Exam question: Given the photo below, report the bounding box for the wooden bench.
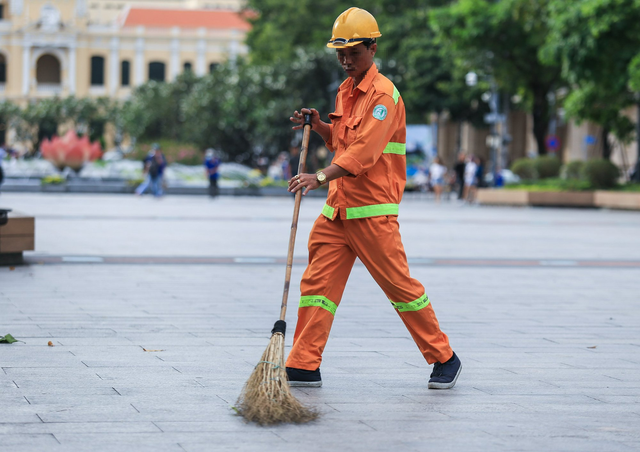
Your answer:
[0,210,35,265]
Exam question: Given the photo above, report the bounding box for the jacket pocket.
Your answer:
[328,112,343,150]
[343,116,363,145]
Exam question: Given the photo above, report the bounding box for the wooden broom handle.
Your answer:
[280,114,312,321]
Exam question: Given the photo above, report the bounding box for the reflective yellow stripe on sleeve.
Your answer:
[383,142,406,155]
[300,295,338,315]
[389,294,430,312]
[392,85,400,105]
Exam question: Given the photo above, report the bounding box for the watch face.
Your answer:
[317,172,327,183]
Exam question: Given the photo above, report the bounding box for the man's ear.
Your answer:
[370,43,377,55]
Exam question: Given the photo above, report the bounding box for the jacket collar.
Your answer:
[340,62,379,94]
[355,62,378,93]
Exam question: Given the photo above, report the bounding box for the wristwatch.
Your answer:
[316,171,327,185]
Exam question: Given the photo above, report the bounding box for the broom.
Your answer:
[236,112,319,425]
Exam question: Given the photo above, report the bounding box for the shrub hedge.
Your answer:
[534,156,562,179]
[510,158,537,180]
[581,159,619,189]
[561,161,585,180]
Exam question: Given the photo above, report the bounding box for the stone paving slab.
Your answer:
[0,193,639,451]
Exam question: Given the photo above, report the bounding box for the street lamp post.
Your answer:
[466,71,503,186]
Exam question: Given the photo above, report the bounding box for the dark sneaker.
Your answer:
[428,352,462,389]
[286,367,322,387]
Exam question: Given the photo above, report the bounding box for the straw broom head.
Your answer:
[236,329,319,425]
[237,119,317,425]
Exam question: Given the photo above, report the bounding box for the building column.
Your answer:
[22,42,30,96]
[196,28,206,76]
[109,37,119,95]
[135,35,144,86]
[68,44,76,95]
[229,28,238,65]
[170,34,180,80]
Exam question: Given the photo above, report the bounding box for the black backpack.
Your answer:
[148,157,160,178]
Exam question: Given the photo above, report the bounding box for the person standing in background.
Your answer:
[463,155,478,203]
[454,153,466,200]
[136,143,166,197]
[429,156,447,203]
[204,148,221,198]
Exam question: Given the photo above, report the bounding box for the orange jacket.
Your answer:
[323,63,407,220]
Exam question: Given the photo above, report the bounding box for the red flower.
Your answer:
[41,130,103,171]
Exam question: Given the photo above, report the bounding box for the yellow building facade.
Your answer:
[0,0,249,102]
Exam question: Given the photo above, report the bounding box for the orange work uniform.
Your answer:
[286,63,453,371]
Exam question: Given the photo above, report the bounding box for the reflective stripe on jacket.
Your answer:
[323,62,407,220]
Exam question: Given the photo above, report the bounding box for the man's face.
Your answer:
[336,43,376,80]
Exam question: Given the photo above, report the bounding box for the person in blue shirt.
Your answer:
[136,143,167,197]
[204,148,221,197]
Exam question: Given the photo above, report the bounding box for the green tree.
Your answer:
[247,0,485,129]
[431,0,563,155]
[544,0,640,160]
[244,0,344,64]
[0,101,19,146]
[367,0,485,125]
[13,98,66,155]
[120,71,200,143]
[183,53,344,164]
[61,97,116,148]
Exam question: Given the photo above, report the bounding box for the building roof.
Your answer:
[122,8,252,30]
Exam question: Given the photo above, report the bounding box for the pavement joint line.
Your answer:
[22,255,640,268]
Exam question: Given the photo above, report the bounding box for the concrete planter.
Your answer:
[478,188,640,210]
[594,191,640,210]
[476,189,528,206]
[41,183,68,193]
[528,191,594,207]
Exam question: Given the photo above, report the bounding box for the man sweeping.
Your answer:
[287,7,462,390]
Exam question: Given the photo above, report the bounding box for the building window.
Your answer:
[121,60,130,86]
[183,62,192,72]
[90,56,105,86]
[148,62,165,82]
[0,54,6,83]
[209,63,219,73]
[36,54,61,84]
[0,4,5,20]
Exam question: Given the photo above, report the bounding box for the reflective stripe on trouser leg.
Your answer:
[343,215,453,364]
[286,215,357,370]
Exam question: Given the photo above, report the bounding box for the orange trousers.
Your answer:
[286,214,453,370]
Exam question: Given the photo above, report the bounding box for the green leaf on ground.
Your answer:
[0,334,18,344]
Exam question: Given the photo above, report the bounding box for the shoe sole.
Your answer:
[288,380,322,388]
[428,363,462,390]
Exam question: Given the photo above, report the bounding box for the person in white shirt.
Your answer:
[463,155,479,202]
[429,156,447,202]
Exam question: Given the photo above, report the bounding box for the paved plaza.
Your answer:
[1,192,639,451]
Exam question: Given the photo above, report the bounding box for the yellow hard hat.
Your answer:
[327,7,382,49]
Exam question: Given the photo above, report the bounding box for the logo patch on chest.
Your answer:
[372,105,388,121]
